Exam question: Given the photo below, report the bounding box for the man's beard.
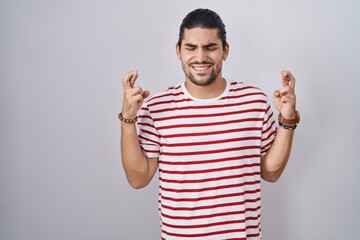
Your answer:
[182,62,222,87]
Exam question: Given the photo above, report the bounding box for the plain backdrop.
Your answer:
[1,0,360,239]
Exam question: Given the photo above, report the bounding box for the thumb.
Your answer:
[142,90,150,99]
[273,90,281,99]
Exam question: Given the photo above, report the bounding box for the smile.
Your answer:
[191,65,212,72]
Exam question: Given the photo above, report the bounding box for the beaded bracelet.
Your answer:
[118,112,137,123]
[278,121,297,130]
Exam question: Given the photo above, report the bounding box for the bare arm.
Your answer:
[261,126,294,182]
[261,71,298,182]
[120,70,158,189]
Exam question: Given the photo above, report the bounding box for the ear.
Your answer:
[223,42,229,61]
[176,43,181,60]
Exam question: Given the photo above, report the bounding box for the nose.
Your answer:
[194,48,207,63]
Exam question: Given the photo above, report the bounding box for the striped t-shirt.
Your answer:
[137,80,277,239]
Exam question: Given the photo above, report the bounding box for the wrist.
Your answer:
[278,111,300,130]
[278,121,297,130]
[118,112,137,123]
[278,111,300,125]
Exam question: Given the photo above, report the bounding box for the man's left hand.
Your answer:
[273,70,297,119]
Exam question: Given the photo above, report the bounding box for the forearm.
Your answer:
[121,123,153,189]
[261,127,294,182]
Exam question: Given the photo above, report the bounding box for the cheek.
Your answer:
[181,57,193,67]
[181,53,192,62]
[211,53,224,62]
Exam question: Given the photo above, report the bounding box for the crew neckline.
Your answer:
[181,79,230,102]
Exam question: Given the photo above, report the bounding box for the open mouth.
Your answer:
[191,65,212,73]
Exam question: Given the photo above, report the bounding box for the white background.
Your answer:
[1,0,359,239]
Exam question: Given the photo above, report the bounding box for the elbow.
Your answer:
[263,175,280,183]
[127,176,150,189]
[129,183,145,189]
[261,171,281,183]
[261,160,286,183]
[129,182,147,189]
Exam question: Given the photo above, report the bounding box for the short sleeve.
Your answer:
[261,101,277,155]
[137,103,161,158]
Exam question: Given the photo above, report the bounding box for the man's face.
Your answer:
[176,27,229,86]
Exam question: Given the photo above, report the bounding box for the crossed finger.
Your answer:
[281,70,295,89]
[128,86,144,97]
[122,70,138,90]
[278,85,294,97]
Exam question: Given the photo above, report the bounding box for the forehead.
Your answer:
[182,27,221,45]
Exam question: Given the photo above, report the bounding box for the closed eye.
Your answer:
[183,43,219,51]
[184,43,197,51]
[204,43,218,51]
[205,46,217,51]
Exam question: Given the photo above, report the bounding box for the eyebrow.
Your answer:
[184,42,219,48]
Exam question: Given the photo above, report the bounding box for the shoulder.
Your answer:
[228,81,268,98]
[144,83,185,106]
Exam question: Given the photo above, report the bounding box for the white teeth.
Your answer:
[194,66,208,71]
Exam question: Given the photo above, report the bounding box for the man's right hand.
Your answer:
[121,70,150,119]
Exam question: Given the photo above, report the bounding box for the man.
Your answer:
[120,8,299,239]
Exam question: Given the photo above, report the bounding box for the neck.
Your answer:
[185,77,227,99]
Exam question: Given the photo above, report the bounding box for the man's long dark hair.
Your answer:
[178,8,227,49]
